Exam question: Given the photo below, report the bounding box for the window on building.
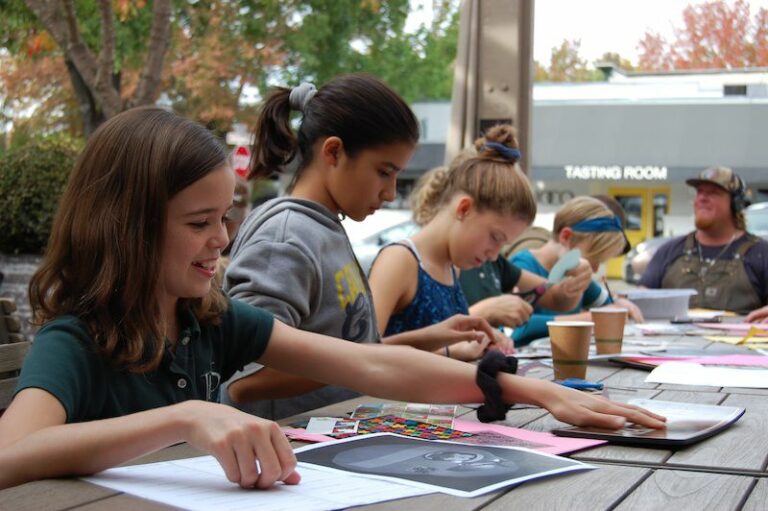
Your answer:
[723,84,747,96]
[615,195,643,231]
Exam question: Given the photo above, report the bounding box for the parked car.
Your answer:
[342,210,418,275]
[623,236,671,284]
[745,202,768,240]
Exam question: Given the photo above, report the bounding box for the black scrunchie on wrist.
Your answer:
[476,351,518,423]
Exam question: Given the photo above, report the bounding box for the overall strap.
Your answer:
[683,232,697,255]
[735,234,760,258]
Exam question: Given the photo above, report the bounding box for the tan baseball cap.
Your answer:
[686,166,743,194]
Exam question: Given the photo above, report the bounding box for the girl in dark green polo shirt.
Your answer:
[0,107,665,491]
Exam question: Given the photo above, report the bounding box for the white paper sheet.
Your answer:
[635,323,687,336]
[646,361,768,388]
[685,310,726,320]
[306,417,340,434]
[84,455,431,511]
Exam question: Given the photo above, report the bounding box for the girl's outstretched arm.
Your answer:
[260,321,666,430]
[0,389,298,490]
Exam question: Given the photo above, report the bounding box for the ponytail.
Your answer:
[250,88,296,181]
[249,73,418,183]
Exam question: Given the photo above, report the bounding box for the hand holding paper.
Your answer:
[553,254,593,300]
[548,249,582,284]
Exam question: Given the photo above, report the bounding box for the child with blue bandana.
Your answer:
[510,196,644,346]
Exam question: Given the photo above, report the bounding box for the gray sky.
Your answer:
[408,0,768,66]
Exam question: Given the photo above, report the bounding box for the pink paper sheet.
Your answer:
[283,428,336,443]
[451,419,605,455]
[285,421,606,455]
[624,354,768,367]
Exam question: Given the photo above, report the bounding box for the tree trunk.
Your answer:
[25,0,171,132]
[128,0,172,108]
[64,58,104,137]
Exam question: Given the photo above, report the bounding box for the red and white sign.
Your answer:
[231,145,251,179]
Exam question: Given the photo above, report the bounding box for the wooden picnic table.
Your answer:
[2,331,766,510]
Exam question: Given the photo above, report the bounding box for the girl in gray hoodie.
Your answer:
[223,74,511,419]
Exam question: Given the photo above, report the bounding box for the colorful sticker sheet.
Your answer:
[355,416,474,440]
[291,416,474,441]
[351,402,458,428]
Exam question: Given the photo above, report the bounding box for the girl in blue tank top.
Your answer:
[369,125,535,361]
[384,238,470,335]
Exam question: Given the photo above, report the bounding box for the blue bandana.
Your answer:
[570,216,623,233]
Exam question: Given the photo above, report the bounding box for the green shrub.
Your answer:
[0,135,81,254]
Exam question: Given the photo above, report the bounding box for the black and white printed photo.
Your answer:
[295,433,590,497]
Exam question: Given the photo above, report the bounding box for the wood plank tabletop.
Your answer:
[2,327,767,510]
[614,470,755,511]
[742,478,768,511]
[485,464,651,510]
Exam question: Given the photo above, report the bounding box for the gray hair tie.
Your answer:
[289,82,317,113]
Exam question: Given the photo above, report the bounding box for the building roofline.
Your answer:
[597,62,768,78]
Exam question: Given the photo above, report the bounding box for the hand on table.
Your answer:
[745,305,768,323]
[612,297,645,323]
[181,401,301,489]
[537,381,667,430]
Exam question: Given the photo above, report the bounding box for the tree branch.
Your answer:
[95,0,120,116]
[24,0,121,119]
[59,0,98,85]
[130,0,172,107]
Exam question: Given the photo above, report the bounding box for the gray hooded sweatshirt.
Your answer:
[223,197,380,419]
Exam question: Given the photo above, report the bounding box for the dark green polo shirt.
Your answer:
[459,257,522,306]
[15,299,273,423]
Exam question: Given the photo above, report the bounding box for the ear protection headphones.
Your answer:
[731,175,750,214]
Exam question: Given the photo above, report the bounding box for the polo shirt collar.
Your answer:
[176,302,202,340]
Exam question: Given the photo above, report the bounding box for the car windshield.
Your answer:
[746,206,768,233]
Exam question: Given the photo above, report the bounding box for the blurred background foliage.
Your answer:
[0,134,80,253]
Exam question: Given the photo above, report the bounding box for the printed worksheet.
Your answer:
[85,455,431,511]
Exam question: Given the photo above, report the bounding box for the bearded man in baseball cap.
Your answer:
[640,166,768,313]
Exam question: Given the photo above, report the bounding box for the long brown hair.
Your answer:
[29,107,229,372]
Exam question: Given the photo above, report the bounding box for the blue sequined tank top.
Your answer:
[383,239,470,336]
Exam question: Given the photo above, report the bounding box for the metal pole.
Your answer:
[446,0,534,174]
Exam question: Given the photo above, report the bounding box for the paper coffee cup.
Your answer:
[591,307,628,355]
[547,321,593,380]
